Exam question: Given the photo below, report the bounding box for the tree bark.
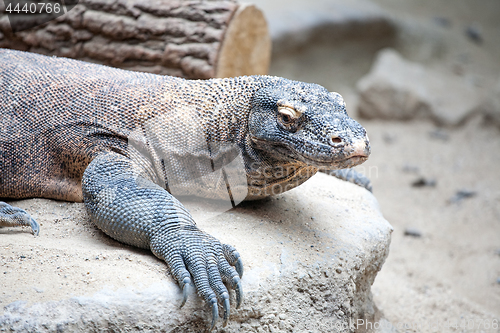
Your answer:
[0,0,271,79]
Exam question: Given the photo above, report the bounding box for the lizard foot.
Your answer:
[0,202,39,235]
[322,168,373,192]
[150,229,243,331]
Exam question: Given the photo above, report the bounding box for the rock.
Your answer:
[464,23,483,44]
[357,48,483,126]
[448,189,477,204]
[393,18,449,63]
[382,132,397,144]
[402,164,419,174]
[404,227,422,238]
[411,177,437,188]
[428,128,449,141]
[250,0,395,54]
[0,173,392,332]
[481,78,500,130]
[433,17,451,28]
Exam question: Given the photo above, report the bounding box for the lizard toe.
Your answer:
[233,276,243,309]
[150,242,193,308]
[209,297,218,332]
[222,296,230,327]
[181,277,192,308]
[235,257,244,279]
[184,251,223,329]
[207,251,231,326]
[217,254,244,308]
[30,217,40,236]
[222,243,243,278]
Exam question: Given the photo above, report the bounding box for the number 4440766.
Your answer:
[5,2,62,14]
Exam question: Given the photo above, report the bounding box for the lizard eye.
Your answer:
[281,113,292,124]
[278,106,299,126]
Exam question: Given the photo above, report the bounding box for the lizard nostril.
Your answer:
[330,136,343,145]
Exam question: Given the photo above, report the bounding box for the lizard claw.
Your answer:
[223,244,244,278]
[210,298,218,332]
[233,276,243,309]
[180,277,192,308]
[30,217,40,236]
[222,294,230,327]
[235,257,244,278]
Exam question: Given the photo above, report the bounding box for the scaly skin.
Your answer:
[0,49,370,330]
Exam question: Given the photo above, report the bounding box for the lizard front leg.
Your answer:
[82,152,243,330]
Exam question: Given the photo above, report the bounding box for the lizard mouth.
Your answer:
[297,152,368,169]
[332,154,369,169]
[251,136,369,169]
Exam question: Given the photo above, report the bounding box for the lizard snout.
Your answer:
[328,134,370,158]
[350,136,371,158]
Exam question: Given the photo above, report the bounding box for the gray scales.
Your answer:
[0,49,371,330]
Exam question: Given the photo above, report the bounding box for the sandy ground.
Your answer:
[362,120,500,331]
[1,0,500,331]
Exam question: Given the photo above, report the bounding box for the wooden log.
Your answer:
[0,0,271,78]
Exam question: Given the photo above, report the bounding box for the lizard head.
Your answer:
[248,79,370,170]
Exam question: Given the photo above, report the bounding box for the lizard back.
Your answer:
[0,49,176,201]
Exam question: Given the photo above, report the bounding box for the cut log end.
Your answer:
[216,3,271,78]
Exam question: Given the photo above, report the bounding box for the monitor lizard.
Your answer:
[0,48,370,330]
